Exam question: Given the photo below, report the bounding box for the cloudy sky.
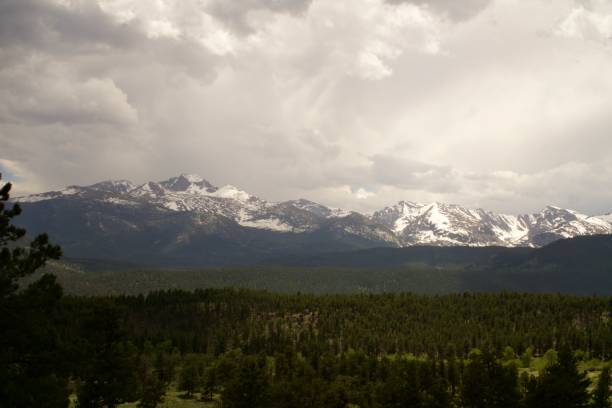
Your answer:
[1,0,612,215]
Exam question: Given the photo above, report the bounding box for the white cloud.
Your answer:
[146,19,181,39]
[555,6,612,44]
[0,159,45,196]
[196,13,241,55]
[354,51,393,80]
[354,187,375,199]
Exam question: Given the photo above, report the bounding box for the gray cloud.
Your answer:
[0,0,142,54]
[207,0,313,33]
[0,0,218,125]
[0,63,138,126]
[386,0,492,21]
[369,154,458,193]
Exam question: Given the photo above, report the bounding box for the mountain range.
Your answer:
[13,174,612,266]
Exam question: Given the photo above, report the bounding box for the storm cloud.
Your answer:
[1,0,612,216]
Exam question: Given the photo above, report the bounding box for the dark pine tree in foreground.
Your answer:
[75,302,141,408]
[592,366,611,408]
[526,346,591,408]
[0,173,64,407]
[221,354,270,408]
[461,350,520,408]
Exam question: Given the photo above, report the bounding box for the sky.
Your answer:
[1,0,612,215]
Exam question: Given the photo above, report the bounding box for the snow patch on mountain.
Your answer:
[102,197,140,206]
[489,214,529,245]
[329,208,354,218]
[286,199,334,218]
[239,218,295,232]
[17,187,80,203]
[209,185,251,201]
[90,180,136,194]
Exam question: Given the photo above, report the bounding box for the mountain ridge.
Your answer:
[12,173,612,265]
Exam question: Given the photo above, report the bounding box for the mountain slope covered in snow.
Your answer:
[372,201,612,247]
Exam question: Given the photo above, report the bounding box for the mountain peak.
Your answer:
[397,200,421,207]
[90,180,136,194]
[159,174,215,192]
[180,173,206,183]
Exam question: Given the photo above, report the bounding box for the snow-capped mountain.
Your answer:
[372,201,527,246]
[522,206,612,246]
[372,201,612,247]
[128,175,304,232]
[14,174,400,265]
[13,174,612,265]
[20,174,328,233]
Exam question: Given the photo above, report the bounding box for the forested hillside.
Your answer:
[69,289,612,359]
[40,234,612,296]
[55,289,612,407]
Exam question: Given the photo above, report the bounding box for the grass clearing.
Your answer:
[68,389,221,408]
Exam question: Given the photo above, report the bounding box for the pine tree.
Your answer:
[423,377,452,408]
[179,354,202,398]
[222,355,270,408]
[137,353,166,408]
[76,303,140,408]
[526,346,590,408]
[521,346,534,368]
[201,366,217,401]
[461,350,520,408]
[592,366,611,408]
[0,173,66,407]
[0,175,62,294]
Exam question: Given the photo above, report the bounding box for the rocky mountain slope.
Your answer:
[14,174,399,265]
[13,174,612,265]
[372,201,612,247]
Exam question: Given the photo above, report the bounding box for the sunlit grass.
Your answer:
[68,388,221,408]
